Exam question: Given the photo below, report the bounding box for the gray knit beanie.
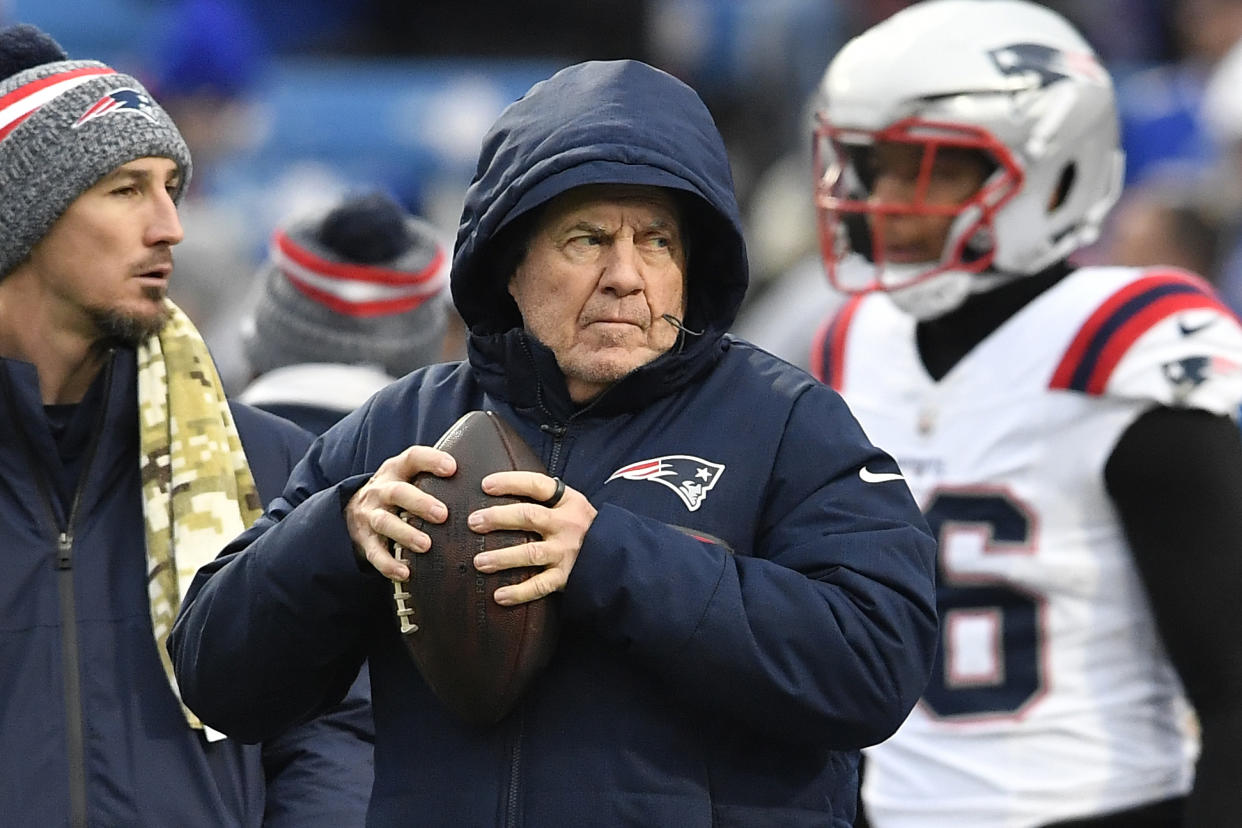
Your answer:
[0,24,192,278]
[241,192,450,379]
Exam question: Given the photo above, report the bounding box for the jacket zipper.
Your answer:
[500,424,570,824]
[56,529,88,828]
[538,422,568,474]
[505,713,523,826]
[3,355,115,827]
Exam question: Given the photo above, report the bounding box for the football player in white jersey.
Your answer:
[809,1,1242,826]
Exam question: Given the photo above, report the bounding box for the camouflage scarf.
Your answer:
[137,301,262,731]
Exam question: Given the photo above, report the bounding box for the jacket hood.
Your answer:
[451,60,748,339]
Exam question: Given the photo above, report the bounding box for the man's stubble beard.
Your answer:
[553,326,678,394]
[88,286,171,346]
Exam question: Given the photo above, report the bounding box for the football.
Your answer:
[389,410,558,726]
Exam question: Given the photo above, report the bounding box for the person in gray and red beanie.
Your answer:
[238,191,452,434]
[0,23,372,827]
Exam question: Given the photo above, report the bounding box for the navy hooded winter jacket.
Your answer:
[170,60,938,827]
[0,348,372,826]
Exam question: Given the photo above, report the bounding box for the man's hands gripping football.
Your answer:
[470,470,596,604]
[345,446,454,582]
[344,447,596,605]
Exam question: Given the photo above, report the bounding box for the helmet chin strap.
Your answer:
[887,268,1023,320]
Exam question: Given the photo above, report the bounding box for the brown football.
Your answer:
[389,410,558,726]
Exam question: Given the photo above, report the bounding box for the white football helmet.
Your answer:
[812,0,1125,319]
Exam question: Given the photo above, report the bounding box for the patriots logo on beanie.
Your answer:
[74,87,160,128]
[0,23,191,279]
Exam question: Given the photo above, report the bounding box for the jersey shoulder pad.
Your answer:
[1049,268,1242,414]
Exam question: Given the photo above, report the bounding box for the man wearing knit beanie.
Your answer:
[0,23,371,826]
[238,191,452,434]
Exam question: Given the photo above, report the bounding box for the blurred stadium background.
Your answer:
[4,0,1236,386]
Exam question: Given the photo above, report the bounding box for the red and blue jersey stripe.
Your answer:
[811,294,866,391]
[1050,270,1234,395]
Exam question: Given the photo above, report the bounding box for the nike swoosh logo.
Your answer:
[859,466,905,483]
[1178,317,1216,337]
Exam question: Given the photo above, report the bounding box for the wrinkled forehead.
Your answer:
[535,183,684,229]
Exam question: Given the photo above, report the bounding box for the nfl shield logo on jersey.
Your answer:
[606,455,725,511]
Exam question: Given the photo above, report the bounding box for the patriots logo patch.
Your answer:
[987,43,1107,88]
[73,87,159,129]
[606,455,724,512]
[1162,354,1241,401]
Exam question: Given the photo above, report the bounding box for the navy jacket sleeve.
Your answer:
[560,382,939,748]
[227,402,373,823]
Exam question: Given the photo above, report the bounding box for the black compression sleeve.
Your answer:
[1104,407,1242,826]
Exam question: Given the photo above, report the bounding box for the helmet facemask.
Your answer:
[813,115,1023,305]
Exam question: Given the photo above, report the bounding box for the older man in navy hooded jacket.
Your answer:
[170,60,938,826]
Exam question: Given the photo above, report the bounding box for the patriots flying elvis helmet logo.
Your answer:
[606,455,725,512]
[987,42,1107,88]
[73,87,160,129]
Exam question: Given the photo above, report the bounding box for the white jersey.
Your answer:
[813,266,1242,827]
